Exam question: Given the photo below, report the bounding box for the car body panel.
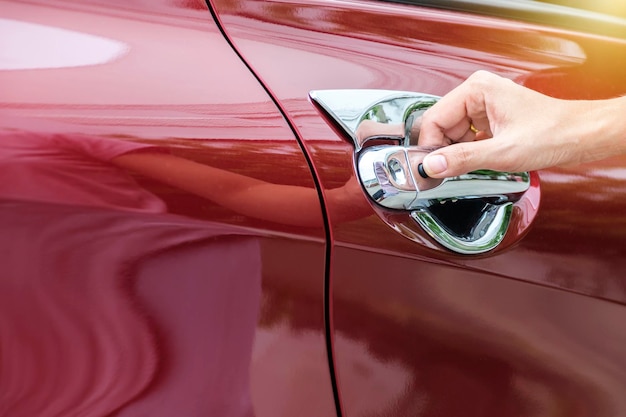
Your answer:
[0,1,336,416]
[210,0,626,415]
[4,0,626,415]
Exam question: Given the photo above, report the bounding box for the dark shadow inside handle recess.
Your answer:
[310,89,530,254]
[427,199,490,238]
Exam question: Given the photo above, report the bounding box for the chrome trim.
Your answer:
[411,204,513,255]
[358,145,529,210]
[310,89,531,254]
[310,89,437,151]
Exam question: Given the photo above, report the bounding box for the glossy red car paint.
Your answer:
[209,0,626,415]
[4,0,626,416]
[1,1,336,416]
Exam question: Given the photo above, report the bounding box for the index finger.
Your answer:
[417,71,495,147]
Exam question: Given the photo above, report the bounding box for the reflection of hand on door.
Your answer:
[113,150,370,227]
[0,129,370,227]
[355,119,404,144]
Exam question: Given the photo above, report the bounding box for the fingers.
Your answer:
[422,139,509,178]
[417,71,530,176]
[415,70,626,177]
[418,71,497,147]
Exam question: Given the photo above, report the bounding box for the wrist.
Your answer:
[560,97,626,165]
[589,96,626,160]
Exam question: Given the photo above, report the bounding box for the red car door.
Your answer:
[0,1,336,416]
[211,0,626,415]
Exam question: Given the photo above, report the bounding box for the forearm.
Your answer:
[419,71,626,177]
[582,96,626,163]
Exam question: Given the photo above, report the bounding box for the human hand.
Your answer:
[418,70,626,177]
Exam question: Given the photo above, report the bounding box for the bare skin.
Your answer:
[111,71,626,224]
[418,70,626,178]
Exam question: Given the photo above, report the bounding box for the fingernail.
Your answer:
[423,154,447,175]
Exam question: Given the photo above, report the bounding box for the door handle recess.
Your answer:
[310,89,531,254]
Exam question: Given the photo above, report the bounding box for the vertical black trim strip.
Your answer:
[203,2,343,417]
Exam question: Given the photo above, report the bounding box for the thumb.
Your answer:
[422,140,500,178]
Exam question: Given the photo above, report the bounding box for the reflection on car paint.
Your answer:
[0,0,336,414]
[210,0,626,415]
[0,130,262,415]
[0,18,128,70]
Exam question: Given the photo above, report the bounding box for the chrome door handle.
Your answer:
[358,145,529,210]
[310,89,531,254]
